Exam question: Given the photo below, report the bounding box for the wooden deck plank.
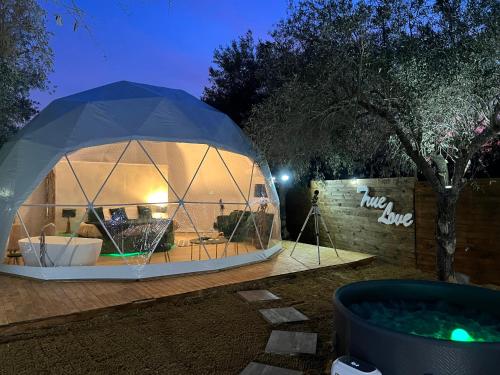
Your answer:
[0,242,373,331]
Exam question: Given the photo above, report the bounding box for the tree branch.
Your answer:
[430,152,449,186]
[467,99,500,159]
[358,98,444,191]
[452,98,500,189]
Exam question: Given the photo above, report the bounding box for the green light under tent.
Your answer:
[101,252,146,257]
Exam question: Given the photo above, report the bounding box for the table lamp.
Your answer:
[62,209,76,234]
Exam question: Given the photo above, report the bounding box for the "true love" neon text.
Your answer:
[356,185,413,227]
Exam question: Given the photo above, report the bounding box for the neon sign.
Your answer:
[357,185,413,227]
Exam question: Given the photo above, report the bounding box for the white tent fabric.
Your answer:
[0,81,281,280]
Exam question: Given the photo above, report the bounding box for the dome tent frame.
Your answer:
[0,81,281,280]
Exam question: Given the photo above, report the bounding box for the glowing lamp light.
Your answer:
[147,190,168,207]
[280,173,290,182]
[450,328,474,342]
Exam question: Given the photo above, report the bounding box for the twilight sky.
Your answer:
[32,0,288,109]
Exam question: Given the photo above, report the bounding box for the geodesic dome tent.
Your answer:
[0,81,281,280]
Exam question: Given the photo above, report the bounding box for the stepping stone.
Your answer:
[265,330,317,355]
[259,307,309,324]
[237,290,280,302]
[240,362,303,375]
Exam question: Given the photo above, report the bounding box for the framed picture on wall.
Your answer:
[254,184,267,198]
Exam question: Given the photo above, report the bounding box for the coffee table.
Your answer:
[190,237,228,260]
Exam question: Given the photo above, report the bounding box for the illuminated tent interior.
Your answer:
[0,81,281,280]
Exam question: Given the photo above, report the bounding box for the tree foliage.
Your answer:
[202,29,298,128]
[245,0,499,183]
[0,0,53,145]
[202,31,264,126]
[239,0,499,280]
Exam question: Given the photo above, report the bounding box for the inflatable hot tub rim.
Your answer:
[334,279,500,348]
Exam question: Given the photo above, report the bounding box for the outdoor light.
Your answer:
[445,185,453,189]
[280,173,290,182]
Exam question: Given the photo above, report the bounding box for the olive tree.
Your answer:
[247,0,499,281]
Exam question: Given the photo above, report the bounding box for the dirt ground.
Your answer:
[0,261,432,375]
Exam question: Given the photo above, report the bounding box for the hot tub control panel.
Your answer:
[331,356,382,375]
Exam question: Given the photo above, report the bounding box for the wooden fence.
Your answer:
[415,180,500,285]
[311,178,416,266]
[305,178,499,284]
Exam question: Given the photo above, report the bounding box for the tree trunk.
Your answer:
[435,191,459,281]
[278,185,289,240]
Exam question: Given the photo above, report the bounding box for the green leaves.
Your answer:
[0,0,53,147]
[244,0,499,181]
[202,31,265,126]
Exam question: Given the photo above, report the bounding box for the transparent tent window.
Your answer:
[8,140,280,273]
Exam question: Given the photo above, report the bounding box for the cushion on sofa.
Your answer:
[87,206,105,224]
[78,222,103,238]
[109,207,128,221]
[137,205,153,220]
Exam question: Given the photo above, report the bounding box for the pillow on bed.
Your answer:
[109,207,128,221]
[137,205,153,220]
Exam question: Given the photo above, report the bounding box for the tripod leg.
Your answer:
[290,207,314,257]
[314,209,321,265]
[318,211,339,257]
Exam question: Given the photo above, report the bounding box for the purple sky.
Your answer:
[32,0,288,109]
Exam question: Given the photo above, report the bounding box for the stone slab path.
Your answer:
[240,362,303,375]
[238,290,281,302]
[259,307,309,324]
[238,288,317,373]
[265,330,317,355]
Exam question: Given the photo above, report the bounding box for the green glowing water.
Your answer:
[349,299,500,343]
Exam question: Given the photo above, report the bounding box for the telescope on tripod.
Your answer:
[290,190,339,264]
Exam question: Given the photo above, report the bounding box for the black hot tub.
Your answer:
[334,279,500,375]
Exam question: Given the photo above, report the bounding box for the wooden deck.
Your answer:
[0,241,373,335]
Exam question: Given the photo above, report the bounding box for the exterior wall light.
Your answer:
[280,174,290,182]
